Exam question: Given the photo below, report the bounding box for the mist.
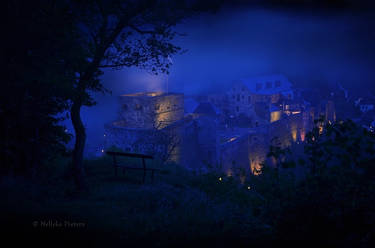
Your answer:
[70,5,375,156]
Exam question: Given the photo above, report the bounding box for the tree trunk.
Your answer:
[71,101,87,191]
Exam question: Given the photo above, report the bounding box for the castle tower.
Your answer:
[117,92,184,129]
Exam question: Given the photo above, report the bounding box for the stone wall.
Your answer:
[219,112,313,178]
[180,116,219,170]
[117,92,184,129]
[219,128,268,180]
[104,114,219,168]
[227,83,255,117]
[104,124,165,155]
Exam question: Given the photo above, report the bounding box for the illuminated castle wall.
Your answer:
[105,92,185,161]
[117,92,184,129]
[219,112,313,178]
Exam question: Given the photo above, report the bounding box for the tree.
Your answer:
[254,119,375,246]
[67,0,220,189]
[2,0,79,177]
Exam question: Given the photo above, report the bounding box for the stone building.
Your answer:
[105,91,220,168]
[227,74,294,121]
[325,100,336,123]
[117,92,184,129]
[105,92,184,161]
[219,112,312,178]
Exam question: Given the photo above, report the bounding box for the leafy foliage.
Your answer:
[253,119,375,246]
[2,0,79,175]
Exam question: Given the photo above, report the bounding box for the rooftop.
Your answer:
[237,74,292,95]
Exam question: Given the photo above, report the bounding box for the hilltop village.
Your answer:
[104,74,375,178]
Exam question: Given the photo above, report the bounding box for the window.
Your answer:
[236,106,239,112]
[232,95,235,99]
[135,104,142,111]
[248,96,251,104]
[256,83,262,91]
[122,104,128,110]
[242,87,245,91]
[241,95,244,100]
[275,80,281,87]
[155,104,160,110]
[237,94,240,102]
[266,81,272,89]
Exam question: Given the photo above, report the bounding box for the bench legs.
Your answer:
[142,158,146,184]
[111,156,156,184]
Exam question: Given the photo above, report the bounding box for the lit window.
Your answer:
[270,111,281,123]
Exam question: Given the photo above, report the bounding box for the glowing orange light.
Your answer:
[319,125,323,135]
[270,111,281,123]
[250,159,262,176]
[291,129,297,142]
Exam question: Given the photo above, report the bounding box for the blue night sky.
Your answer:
[67,4,375,155]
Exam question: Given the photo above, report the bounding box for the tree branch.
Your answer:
[129,24,156,35]
[98,63,132,68]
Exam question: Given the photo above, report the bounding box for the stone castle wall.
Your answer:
[117,93,184,129]
[219,112,312,178]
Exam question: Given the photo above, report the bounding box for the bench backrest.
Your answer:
[106,151,154,159]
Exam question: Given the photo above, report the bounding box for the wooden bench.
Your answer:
[106,151,159,183]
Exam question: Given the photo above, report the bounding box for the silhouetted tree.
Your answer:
[254,119,375,246]
[2,0,80,177]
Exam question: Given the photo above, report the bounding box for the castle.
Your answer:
[104,74,331,177]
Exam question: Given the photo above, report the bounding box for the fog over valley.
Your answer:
[71,5,375,156]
